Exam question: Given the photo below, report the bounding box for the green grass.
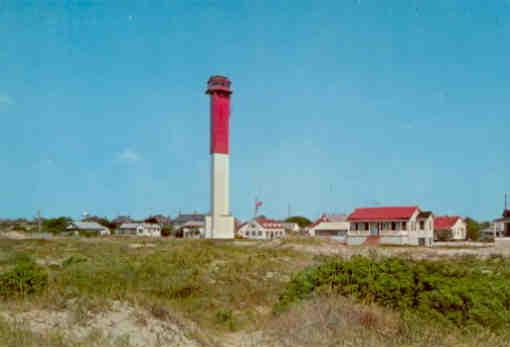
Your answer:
[277,254,510,332]
[1,238,510,346]
[0,238,309,332]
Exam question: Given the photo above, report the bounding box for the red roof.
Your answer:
[348,206,419,221]
[255,217,284,229]
[434,216,461,230]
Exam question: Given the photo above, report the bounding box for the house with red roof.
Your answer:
[347,206,434,246]
[237,217,286,240]
[308,213,349,241]
[434,216,466,241]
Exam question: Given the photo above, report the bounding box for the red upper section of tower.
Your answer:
[207,76,232,154]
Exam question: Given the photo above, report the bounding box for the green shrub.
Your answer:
[215,308,235,330]
[276,256,510,331]
[62,255,88,267]
[0,254,48,297]
[216,308,233,322]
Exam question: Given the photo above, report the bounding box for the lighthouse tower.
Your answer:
[205,76,235,239]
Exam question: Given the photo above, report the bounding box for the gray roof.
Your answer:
[173,214,205,224]
[119,223,141,229]
[180,220,205,228]
[68,221,108,231]
[323,213,348,222]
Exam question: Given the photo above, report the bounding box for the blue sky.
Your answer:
[1,1,509,221]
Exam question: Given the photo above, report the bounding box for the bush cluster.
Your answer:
[0,253,48,298]
[277,256,510,330]
[215,308,235,330]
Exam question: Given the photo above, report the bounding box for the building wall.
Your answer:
[238,222,286,240]
[207,153,234,239]
[282,222,300,233]
[409,215,434,245]
[309,221,349,237]
[211,153,229,217]
[182,227,204,238]
[118,224,161,237]
[347,211,433,246]
[450,219,467,240]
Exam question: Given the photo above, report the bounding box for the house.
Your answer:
[173,214,206,238]
[347,206,434,246]
[493,209,510,239]
[481,222,501,240]
[281,222,300,233]
[117,222,161,237]
[237,217,286,240]
[66,221,110,236]
[308,213,349,241]
[148,214,173,227]
[434,216,466,241]
[111,215,133,228]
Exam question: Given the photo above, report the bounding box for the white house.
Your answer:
[117,223,161,237]
[308,214,349,241]
[173,214,206,238]
[434,216,466,241]
[238,217,286,240]
[347,206,434,246]
[493,210,510,239]
[281,222,300,233]
[66,221,110,236]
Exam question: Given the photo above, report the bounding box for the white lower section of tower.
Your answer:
[205,153,234,239]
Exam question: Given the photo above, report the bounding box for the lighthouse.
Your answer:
[205,76,235,239]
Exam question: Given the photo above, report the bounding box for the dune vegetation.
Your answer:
[0,237,509,346]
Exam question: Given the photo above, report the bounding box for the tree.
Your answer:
[42,217,72,234]
[465,217,481,241]
[144,217,160,224]
[285,216,312,228]
[161,225,173,237]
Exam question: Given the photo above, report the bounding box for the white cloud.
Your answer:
[118,148,141,163]
[0,93,13,105]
